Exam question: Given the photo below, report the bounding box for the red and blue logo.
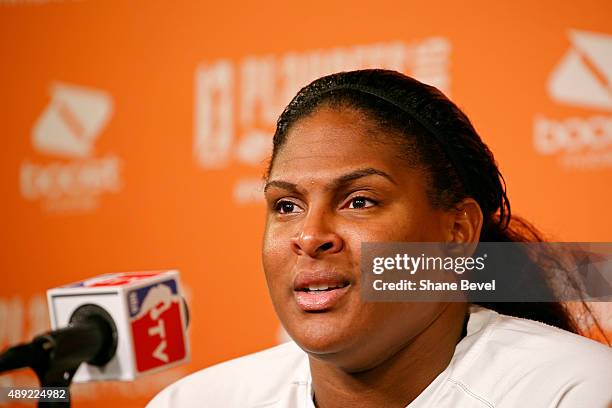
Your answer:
[128,279,186,372]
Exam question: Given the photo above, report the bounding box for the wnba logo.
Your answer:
[534,29,612,169]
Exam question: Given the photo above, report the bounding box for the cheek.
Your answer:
[337,218,419,265]
[262,224,292,286]
[340,215,420,245]
[372,205,442,242]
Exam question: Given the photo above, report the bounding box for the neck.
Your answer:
[309,303,468,408]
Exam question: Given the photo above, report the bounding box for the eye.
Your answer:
[346,196,377,209]
[274,200,303,214]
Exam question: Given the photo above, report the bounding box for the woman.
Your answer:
[148,70,612,407]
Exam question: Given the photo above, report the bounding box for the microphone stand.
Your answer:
[0,304,118,408]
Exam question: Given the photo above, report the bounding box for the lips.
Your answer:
[293,270,351,312]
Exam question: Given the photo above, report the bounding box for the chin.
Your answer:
[285,312,355,356]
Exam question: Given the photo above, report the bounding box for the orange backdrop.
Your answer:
[1,0,611,406]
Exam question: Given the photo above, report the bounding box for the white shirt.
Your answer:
[147,306,612,407]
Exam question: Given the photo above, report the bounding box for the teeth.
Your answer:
[306,284,343,291]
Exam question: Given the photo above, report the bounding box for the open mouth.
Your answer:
[294,281,351,311]
[296,282,350,293]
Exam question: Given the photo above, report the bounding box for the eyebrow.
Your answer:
[263,167,397,193]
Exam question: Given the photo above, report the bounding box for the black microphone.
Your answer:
[0,304,117,382]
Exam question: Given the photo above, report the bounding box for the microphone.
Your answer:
[0,270,190,384]
[0,303,117,380]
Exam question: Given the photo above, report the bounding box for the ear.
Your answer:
[447,198,483,244]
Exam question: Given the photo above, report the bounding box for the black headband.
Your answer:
[316,83,472,197]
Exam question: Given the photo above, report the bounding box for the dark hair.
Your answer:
[266,69,607,341]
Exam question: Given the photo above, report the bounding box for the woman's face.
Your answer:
[263,106,453,371]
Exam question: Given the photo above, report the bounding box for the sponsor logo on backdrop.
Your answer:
[534,29,612,169]
[548,30,612,110]
[194,38,452,203]
[20,82,122,212]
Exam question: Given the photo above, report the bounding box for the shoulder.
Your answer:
[146,341,309,408]
[451,307,612,407]
[487,310,611,372]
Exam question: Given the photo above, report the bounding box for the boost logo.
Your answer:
[20,82,122,212]
[548,30,612,111]
[533,29,612,170]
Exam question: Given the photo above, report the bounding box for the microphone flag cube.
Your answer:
[47,270,190,382]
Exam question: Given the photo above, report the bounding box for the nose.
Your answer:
[291,209,343,258]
